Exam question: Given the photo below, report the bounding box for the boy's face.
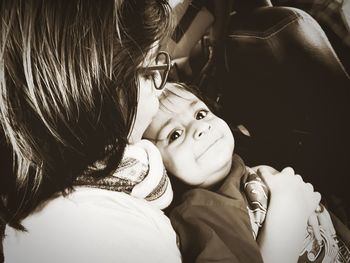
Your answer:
[144,84,234,188]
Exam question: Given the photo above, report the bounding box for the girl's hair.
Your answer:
[0,0,173,229]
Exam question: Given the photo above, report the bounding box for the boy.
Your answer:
[144,82,350,263]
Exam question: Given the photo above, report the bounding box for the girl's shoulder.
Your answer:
[3,187,181,263]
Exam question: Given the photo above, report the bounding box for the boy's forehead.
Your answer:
[160,84,198,109]
[145,85,201,140]
[165,84,194,98]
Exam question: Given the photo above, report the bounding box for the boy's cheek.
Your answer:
[163,154,182,178]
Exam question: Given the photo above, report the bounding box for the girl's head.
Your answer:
[144,83,235,188]
[0,0,172,226]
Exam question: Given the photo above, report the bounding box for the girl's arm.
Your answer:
[256,167,321,263]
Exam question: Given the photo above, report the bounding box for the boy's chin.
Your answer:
[199,158,233,189]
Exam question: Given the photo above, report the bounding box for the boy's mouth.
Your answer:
[196,135,223,160]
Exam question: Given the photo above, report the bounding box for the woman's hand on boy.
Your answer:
[308,211,323,245]
[253,165,328,246]
[258,166,321,224]
[309,205,337,243]
[256,167,322,262]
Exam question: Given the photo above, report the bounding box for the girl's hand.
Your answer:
[252,165,325,242]
[257,167,322,263]
[308,205,337,245]
[258,167,321,219]
[308,210,323,245]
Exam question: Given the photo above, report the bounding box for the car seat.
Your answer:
[169,0,350,223]
[206,4,350,223]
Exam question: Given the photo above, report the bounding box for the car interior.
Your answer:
[164,0,350,226]
[1,0,350,260]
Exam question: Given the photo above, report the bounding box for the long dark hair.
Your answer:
[0,0,173,229]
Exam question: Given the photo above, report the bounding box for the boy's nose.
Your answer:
[193,122,211,140]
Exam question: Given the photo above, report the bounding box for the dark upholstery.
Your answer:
[217,6,350,221]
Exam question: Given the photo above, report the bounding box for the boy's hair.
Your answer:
[160,82,222,115]
[0,0,173,229]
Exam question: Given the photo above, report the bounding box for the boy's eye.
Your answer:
[196,109,209,120]
[169,129,183,143]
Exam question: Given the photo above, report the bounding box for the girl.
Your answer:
[0,1,180,262]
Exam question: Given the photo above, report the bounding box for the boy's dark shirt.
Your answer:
[170,154,263,263]
[170,154,350,263]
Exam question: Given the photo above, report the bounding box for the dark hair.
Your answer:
[0,0,173,229]
[160,82,222,115]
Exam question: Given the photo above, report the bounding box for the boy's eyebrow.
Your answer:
[155,118,173,141]
[190,100,200,108]
[148,98,202,142]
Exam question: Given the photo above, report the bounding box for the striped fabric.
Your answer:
[243,171,350,262]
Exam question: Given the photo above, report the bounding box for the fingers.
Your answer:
[309,192,322,212]
[257,166,273,181]
[280,167,295,176]
[257,166,299,194]
[293,174,320,213]
[257,166,320,213]
[253,165,278,175]
[257,166,294,181]
[307,204,338,249]
[308,213,323,245]
[304,182,314,192]
[317,205,336,237]
[260,166,295,177]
